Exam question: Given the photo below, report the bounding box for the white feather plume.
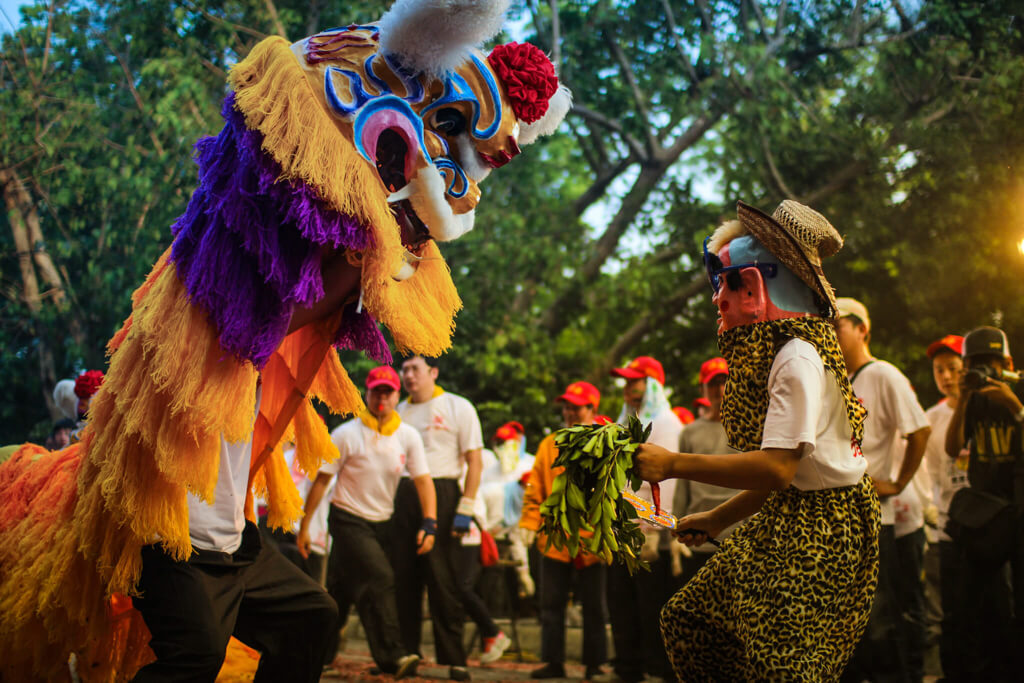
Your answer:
[378,0,510,78]
[518,85,573,145]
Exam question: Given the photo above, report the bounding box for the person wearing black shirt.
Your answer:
[945,326,1024,681]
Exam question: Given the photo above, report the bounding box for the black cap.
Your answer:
[962,326,1010,359]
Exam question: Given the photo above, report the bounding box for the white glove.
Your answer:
[517,568,535,597]
[520,527,537,547]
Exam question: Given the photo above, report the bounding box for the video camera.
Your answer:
[963,364,1021,391]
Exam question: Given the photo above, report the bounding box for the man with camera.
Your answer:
[944,326,1024,681]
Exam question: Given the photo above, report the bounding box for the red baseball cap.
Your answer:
[557,381,601,410]
[366,366,400,391]
[926,334,965,359]
[699,357,729,385]
[494,421,525,442]
[610,356,665,385]
[672,406,695,425]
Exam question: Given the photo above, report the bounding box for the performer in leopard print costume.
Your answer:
[635,200,880,681]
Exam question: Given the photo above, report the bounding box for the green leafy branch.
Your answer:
[539,416,652,574]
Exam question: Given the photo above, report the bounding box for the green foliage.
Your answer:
[540,416,650,574]
[1,0,1022,449]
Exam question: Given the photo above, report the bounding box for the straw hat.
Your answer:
[736,200,843,317]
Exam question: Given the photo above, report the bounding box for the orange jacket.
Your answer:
[519,433,603,566]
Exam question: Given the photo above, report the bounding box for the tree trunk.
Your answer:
[2,167,65,420]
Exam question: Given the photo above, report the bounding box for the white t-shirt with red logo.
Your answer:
[761,338,867,490]
[321,419,429,522]
[851,359,930,525]
[398,391,484,479]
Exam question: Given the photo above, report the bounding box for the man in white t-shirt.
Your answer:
[606,355,683,683]
[132,385,338,682]
[836,297,931,683]
[395,356,484,681]
[919,334,969,680]
[298,366,436,679]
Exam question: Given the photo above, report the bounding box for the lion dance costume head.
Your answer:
[0,1,569,679]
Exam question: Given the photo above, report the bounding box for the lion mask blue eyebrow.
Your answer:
[727,235,818,315]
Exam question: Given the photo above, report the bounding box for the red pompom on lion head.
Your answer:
[74,370,105,399]
[487,42,558,124]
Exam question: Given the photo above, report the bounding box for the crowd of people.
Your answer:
[10,200,1022,683]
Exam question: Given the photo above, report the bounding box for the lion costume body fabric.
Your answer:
[0,1,570,679]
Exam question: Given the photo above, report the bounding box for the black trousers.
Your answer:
[456,543,500,638]
[841,524,911,683]
[539,555,607,667]
[953,523,1024,682]
[325,507,405,670]
[132,522,337,683]
[893,528,927,682]
[938,539,968,681]
[392,477,467,666]
[607,550,675,681]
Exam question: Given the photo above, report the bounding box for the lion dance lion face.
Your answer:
[297,23,567,279]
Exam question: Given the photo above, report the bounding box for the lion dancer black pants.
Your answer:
[132,521,338,682]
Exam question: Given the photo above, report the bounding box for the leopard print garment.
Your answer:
[660,476,880,682]
[718,316,866,453]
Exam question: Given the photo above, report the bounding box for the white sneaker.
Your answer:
[395,653,420,679]
[479,631,512,664]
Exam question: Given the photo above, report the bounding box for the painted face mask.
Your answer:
[707,234,818,333]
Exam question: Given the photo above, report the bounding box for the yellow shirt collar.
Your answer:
[358,408,401,436]
[410,384,445,404]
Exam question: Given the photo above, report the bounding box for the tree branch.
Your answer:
[659,0,698,83]
[570,125,602,175]
[548,0,562,76]
[540,164,667,333]
[263,0,286,37]
[748,0,767,37]
[606,35,659,154]
[663,109,725,161]
[572,156,635,217]
[571,104,647,161]
[774,0,789,40]
[802,160,869,205]
[98,35,166,156]
[761,134,798,198]
[305,0,325,36]
[40,0,55,74]
[589,272,706,382]
[196,7,269,41]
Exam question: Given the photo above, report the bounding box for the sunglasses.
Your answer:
[702,237,778,293]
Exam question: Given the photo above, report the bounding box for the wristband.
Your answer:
[420,517,437,536]
[1015,406,1024,423]
[456,496,476,517]
[453,513,473,533]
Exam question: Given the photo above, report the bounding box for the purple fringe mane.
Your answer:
[169,94,391,367]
